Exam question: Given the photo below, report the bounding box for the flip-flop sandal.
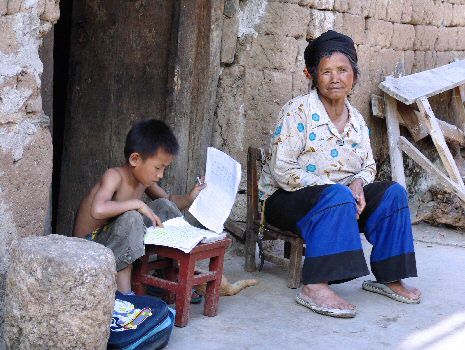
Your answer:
[362,280,421,304]
[295,293,356,318]
[191,289,203,304]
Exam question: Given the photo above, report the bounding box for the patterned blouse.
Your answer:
[258,89,376,200]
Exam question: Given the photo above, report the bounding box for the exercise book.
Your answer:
[144,217,226,253]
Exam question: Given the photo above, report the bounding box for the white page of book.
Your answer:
[188,147,241,233]
[144,217,224,252]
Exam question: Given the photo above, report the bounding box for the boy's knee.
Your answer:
[148,198,182,222]
[149,198,171,208]
[120,209,143,221]
[116,210,144,231]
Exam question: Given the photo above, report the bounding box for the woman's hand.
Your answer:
[188,176,207,202]
[137,202,163,227]
[349,178,365,219]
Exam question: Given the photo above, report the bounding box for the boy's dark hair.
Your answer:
[124,119,179,162]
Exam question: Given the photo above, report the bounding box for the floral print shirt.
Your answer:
[258,89,376,200]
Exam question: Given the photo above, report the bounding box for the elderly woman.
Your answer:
[258,30,421,318]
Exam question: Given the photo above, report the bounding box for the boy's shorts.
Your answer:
[88,198,182,271]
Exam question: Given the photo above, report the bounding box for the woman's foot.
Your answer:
[362,280,421,304]
[386,280,421,301]
[301,283,355,310]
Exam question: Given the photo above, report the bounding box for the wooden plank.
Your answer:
[384,95,406,187]
[164,0,203,195]
[379,60,465,105]
[224,218,245,239]
[245,147,262,272]
[397,102,429,142]
[372,95,464,145]
[437,119,465,146]
[247,147,263,226]
[371,94,385,118]
[416,97,465,189]
[459,85,465,103]
[186,0,225,200]
[398,136,465,202]
[262,252,289,269]
[287,240,303,289]
[452,86,465,133]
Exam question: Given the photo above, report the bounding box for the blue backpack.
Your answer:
[108,292,175,350]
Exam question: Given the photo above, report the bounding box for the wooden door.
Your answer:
[56,0,223,235]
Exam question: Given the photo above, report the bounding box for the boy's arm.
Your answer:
[145,183,170,200]
[146,181,206,211]
[91,169,162,226]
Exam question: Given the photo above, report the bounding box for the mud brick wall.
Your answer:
[214,0,465,223]
[0,1,59,346]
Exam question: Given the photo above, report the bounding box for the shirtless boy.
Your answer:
[73,119,205,294]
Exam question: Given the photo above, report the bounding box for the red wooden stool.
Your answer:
[132,238,231,327]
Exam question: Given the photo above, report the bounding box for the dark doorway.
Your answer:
[54,0,176,235]
[52,0,219,235]
[51,0,74,233]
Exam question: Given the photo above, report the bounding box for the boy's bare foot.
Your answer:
[386,280,421,301]
[301,283,356,310]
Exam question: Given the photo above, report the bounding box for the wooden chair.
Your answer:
[244,147,304,289]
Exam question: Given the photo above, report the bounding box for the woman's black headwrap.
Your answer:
[304,30,357,70]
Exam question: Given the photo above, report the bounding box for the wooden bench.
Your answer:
[373,59,465,201]
[244,147,304,289]
[132,238,231,327]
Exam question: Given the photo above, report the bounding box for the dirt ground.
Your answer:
[169,223,465,350]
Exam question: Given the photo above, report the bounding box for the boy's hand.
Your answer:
[137,202,163,227]
[188,176,206,202]
[348,178,365,219]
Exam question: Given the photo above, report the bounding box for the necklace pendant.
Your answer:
[336,139,344,146]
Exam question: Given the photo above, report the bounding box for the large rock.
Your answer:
[4,235,116,350]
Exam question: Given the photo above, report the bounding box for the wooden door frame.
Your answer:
[163,0,225,196]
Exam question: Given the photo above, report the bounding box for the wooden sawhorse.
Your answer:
[373,59,465,201]
[132,238,231,327]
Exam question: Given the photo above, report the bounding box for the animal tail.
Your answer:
[223,279,259,296]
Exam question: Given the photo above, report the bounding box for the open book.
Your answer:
[144,217,226,253]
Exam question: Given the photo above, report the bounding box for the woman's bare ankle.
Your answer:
[301,283,355,310]
[386,280,421,299]
[302,283,329,292]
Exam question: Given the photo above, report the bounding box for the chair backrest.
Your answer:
[247,147,264,226]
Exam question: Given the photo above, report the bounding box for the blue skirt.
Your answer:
[265,181,417,284]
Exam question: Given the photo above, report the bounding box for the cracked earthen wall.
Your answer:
[0,0,58,346]
[213,0,465,224]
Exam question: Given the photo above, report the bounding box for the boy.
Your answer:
[73,119,205,294]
